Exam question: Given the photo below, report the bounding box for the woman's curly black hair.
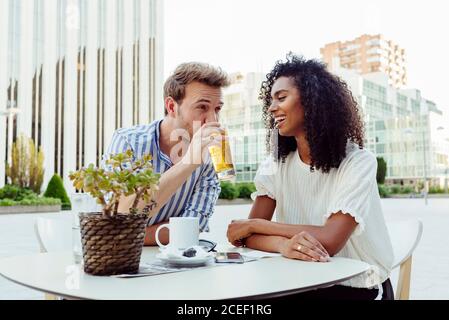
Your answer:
[259,53,365,173]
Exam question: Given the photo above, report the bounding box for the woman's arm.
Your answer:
[230,210,358,256]
[248,195,276,220]
[226,196,275,246]
[244,234,286,253]
[245,232,330,262]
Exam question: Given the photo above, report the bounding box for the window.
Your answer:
[363,80,387,101]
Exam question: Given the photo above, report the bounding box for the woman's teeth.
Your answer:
[275,116,286,127]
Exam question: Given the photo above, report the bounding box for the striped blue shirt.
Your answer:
[102,119,221,232]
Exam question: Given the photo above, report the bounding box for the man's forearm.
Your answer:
[146,161,199,215]
[119,161,199,215]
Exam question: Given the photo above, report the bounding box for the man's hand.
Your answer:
[182,122,224,166]
[279,231,330,262]
[227,219,261,246]
[144,220,169,246]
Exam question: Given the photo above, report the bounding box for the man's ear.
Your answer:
[165,97,177,117]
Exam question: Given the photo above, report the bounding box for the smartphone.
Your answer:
[215,252,244,264]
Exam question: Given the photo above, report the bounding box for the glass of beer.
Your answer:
[208,129,235,180]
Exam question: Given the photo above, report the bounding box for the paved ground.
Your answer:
[0,198,448,300]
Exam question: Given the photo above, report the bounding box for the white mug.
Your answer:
[155,217,199,251]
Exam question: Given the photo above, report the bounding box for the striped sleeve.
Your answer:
[101,130,134,172]
[181,163,221,232]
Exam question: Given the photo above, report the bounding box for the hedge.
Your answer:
[377,184,389,198]
[429,186,445,194]
[0,197,61,207]
[0,185,35,201]
[219,181,256,200]
[219,181,239,200]
[235,182,256,199]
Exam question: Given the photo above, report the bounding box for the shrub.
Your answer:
[0,199,16,206]
[389,185,401,194]
[6,134,45,193]
[16,198,33,206]
[377,184,389,198]
[17,197,61,206]
[0,185,20,200]
[0,184,61,207]
[429,186,445,194]
[219,181,239,200]
[400,186,414,194]
[0,197,61,207]
[376,157,387,184]
[40,197,62,206]
[0,185,37,201]
[236,182,256,199]
[44,174,72,210]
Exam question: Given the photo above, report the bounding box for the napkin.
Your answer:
[159,245,213,259]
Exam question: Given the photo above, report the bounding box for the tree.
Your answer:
[6,134,44,194]
[376,157,387,184]
[44,174,72,210]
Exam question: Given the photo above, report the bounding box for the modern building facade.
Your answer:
[222,69,449,188]
[321,34,407,88]
[0,0,164,193]
[221,72,267,182]
[334,68,449,188]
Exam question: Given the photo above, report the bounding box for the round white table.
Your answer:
[0,246,370,300]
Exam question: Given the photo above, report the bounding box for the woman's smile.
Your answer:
[274,115,287,129]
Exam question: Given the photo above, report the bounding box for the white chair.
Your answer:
[34,216,73,300]
[34,216,72,253]
[387,219,423,300]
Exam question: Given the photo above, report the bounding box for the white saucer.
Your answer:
[155,253,214,267]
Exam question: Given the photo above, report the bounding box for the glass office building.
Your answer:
[0,0,164,192]
[222,69,449,188]
[221,72,269,182]
[220,73,266,181]
[338,68,449,187]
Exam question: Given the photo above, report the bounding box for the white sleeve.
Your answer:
[251,157,277,201]
[325,150,378,236]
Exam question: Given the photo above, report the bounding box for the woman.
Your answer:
[226,53,394,300]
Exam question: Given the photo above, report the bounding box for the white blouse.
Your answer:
[252,143,394,288]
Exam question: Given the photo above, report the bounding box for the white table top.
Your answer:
[0,246,370,300]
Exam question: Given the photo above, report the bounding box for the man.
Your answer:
[103,62,230,245]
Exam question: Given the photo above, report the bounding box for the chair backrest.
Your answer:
[34,216,73,253]
[387,219,423,269]
[70,193,100,212]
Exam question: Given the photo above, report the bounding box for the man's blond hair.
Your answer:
[163,62,230,115]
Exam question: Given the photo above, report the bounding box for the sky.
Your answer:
[164,0,449,111]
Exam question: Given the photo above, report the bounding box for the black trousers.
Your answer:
[272,279,394,300]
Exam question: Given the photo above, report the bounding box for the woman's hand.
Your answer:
[279,231,330,262]
[227,219,259,246]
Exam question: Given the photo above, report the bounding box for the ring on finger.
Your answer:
[297,245,302,252]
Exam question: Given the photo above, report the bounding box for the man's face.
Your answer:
[173,81,224,138]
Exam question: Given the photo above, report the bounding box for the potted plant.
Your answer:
[69,150,160,276]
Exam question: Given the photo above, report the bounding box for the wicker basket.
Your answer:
[79,212,148,276]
